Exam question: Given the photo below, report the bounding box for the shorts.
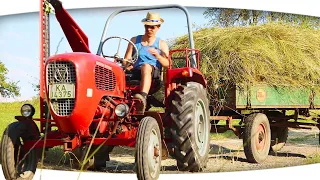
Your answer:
[125,64,161,81]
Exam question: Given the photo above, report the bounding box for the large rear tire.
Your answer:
[1,121,40,180]
[243,113,271,163]
[135,116,162,180]
[169,82,211,172]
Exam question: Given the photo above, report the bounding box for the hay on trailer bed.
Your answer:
[171,23,320,97]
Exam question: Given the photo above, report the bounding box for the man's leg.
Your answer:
[140,63,153,97]
[133,63,154,114]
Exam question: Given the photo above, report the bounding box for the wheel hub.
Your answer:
[195,99,208,157]
[154,146,160,157]
[256,124,266,151]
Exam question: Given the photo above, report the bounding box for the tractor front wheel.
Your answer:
[169,82,211,172]
[1,121,40,180]
[135,116,162,180]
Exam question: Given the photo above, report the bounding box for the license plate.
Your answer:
[49,84,75,99]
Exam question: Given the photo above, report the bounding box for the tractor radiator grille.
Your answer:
[95,65,116,91]
[47,61,76,84]
[46,61,76,116]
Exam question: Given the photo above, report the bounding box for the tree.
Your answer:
[203,7,320,29]
[203,8,266,27]
[32,83,40,96]
[0,61,20,98]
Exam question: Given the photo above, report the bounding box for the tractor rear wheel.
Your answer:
[169,82,211,172]
[243,113,271,163]
[1,121,40,180]
[135,116,162,180]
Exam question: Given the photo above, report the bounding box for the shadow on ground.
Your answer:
[100,160,181,173]
[102,160,135,173]
[269,151,306,158]
[209,144,243,154]
[210,155,248,163]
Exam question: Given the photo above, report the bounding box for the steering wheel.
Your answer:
[101,36,139,66]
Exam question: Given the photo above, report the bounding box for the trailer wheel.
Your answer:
[270,126,288,152]
[243,113,271,163]
[169,82,211,172]
[1,121,40,180]
[135,116,162,180]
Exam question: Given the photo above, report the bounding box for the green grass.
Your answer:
[288,134,314,143]
[216,119,242,126]
[304,153,320,164]
[0,98,76,170]
[210,130,238,140]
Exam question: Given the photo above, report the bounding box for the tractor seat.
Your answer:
[125,67,162,94]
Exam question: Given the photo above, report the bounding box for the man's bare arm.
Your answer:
[156,40,170,68]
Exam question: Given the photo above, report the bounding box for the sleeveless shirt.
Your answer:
[133,35,162,70]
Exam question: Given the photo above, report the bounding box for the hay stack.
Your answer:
[171,23,320,95]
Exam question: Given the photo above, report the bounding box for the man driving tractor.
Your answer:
[122,11,170,114]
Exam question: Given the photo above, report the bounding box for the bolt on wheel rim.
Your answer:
[148,128,160,178]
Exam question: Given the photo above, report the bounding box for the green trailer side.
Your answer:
[216,84,320,110]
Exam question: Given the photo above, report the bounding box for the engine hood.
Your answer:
[44,52,126,134]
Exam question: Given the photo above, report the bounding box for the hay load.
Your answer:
[171,23,320,97]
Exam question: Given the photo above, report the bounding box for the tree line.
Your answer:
[203,8,320,28]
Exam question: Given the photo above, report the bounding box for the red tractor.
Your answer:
[0,0,211,179]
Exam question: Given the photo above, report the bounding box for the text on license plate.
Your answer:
[49,84,75,99]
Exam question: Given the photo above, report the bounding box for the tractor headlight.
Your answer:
[115,103,129,118]
[20,104,35,118]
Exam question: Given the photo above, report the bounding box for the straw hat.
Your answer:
[141,12,164,25]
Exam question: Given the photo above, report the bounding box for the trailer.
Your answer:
[207,82,320,163]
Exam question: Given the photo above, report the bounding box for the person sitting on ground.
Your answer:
[122,11,169,114]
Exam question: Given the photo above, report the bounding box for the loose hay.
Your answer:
[171,23,320,97]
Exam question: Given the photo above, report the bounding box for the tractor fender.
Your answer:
[14,116,41,138]
[166,67,207,88]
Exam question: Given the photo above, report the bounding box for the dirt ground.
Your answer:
[98,127,320,174]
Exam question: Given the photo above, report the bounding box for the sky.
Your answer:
[0,6,210,102]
